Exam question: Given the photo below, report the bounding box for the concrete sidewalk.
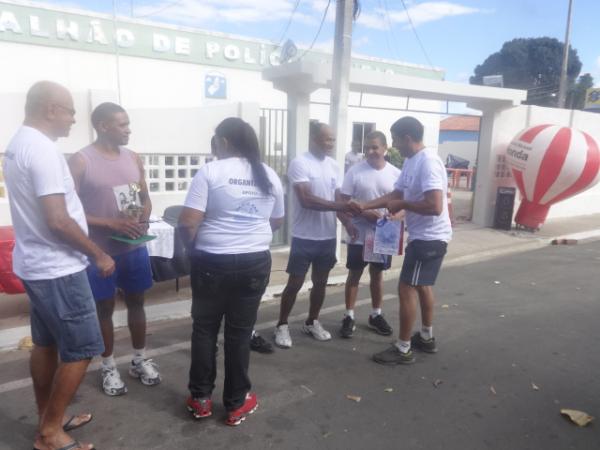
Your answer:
[1,214,599,350]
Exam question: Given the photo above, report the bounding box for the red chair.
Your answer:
[0,226,25,294]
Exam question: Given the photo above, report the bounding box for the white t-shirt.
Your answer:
[184,157,284,254]
[341,160,401,245]
[288,151,342,240]
[394,147,452,243]
[3,126,89,280]
[345,151,363,171]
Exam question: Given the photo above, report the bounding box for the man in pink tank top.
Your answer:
[69,102,161,397]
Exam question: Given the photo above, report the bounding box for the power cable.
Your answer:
[134,0,184,18]
[399,0,435,69]
[298,0,331,59]
[379,0,401,61]
[275,0,302,47]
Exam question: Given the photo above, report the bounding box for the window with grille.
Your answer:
[139,154,210,193]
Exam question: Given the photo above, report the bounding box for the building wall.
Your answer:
[438,141,478,167]
[439,130,479,143]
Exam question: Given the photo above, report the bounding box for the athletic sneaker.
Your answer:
[187,396,213,419]
[225,393,258,426]
[274,324,292,348]
[368,314,393,336]
[250,333,274,354]
[101,366,127,396]
[372,345,415,365]
[302,320,332,341]
[339,316,356,339]
[129,358,162,386]
[411,332,438,353]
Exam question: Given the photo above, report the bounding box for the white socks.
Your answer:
[133,347,146,363]
[370,308,382,318]
[394,340,411,354]
[346,309,383,319]
[102,354,116,369]
[420,326,433,341]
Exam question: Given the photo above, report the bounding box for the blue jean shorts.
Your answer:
[87,246,153,302]
[22,270,104,362]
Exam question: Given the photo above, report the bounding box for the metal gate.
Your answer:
[259,108,288,246]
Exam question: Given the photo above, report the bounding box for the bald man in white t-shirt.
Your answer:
[273,122,353,349]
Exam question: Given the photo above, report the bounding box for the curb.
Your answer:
[2,229,600,351]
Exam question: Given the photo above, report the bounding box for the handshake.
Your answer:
[338,200,405,216]
[340,200,365,216]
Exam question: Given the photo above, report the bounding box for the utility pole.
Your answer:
[329,0,354,258]
[329,0,354,165]
[557,0,574,108]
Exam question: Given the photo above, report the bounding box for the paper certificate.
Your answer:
[373,218,404,256]
[363,228,387,263]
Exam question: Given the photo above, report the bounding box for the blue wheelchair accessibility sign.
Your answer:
[205,72,227,99]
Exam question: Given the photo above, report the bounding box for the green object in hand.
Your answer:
[109,234,156,245]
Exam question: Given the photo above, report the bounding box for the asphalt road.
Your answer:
[0,241,599,450]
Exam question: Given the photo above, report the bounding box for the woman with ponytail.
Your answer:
[178,117,284,426]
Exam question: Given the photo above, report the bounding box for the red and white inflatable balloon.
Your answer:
[505,124,600,229]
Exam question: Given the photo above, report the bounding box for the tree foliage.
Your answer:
[385,147,405,170]
[568,73,595,110]
[470,37,582,107]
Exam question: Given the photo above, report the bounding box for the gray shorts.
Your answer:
[400,240,447,287]
[22,270,104,362]
[286,237,337,276]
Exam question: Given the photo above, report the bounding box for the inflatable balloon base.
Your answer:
[514,199,550,231]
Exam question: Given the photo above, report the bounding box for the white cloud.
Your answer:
[296,38,334,53]
[357,11,389,30]
[132,0,311,25]
[296,35,369,55]
[359,1,487,30]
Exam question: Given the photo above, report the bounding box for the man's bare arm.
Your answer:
[387,190,443,216]
[294,183,350,212]
[40,194,115,277]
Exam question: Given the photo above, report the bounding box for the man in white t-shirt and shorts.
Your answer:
[351,116,452,365]
[3,81,115,450]
[274,122,351,348]
[339,131,401,338]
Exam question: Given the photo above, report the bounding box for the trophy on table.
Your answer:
[110,182,156,244]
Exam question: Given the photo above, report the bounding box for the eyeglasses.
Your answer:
[52,103,76,116]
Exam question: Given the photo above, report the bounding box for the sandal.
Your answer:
[63,414,93,432]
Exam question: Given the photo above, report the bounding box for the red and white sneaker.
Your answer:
[187,396,212,419]
[225,393,258,426]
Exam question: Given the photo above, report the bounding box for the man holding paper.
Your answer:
[350,117,452,365]
[338,131,400,338]
[69,102,161,396]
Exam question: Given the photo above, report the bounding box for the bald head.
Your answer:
[24,81,75,140]
[25,81,71,118]
[309,121,336,157]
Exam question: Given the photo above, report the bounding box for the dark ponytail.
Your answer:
[215,117,273,195]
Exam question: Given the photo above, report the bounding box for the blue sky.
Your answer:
[42,0,600,85]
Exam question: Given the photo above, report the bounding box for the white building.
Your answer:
[0,0,447,236]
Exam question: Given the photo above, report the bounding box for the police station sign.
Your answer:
[0,2,443,78]
[0,2,283,70]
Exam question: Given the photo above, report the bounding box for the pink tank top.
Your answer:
[77,145,144,256]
